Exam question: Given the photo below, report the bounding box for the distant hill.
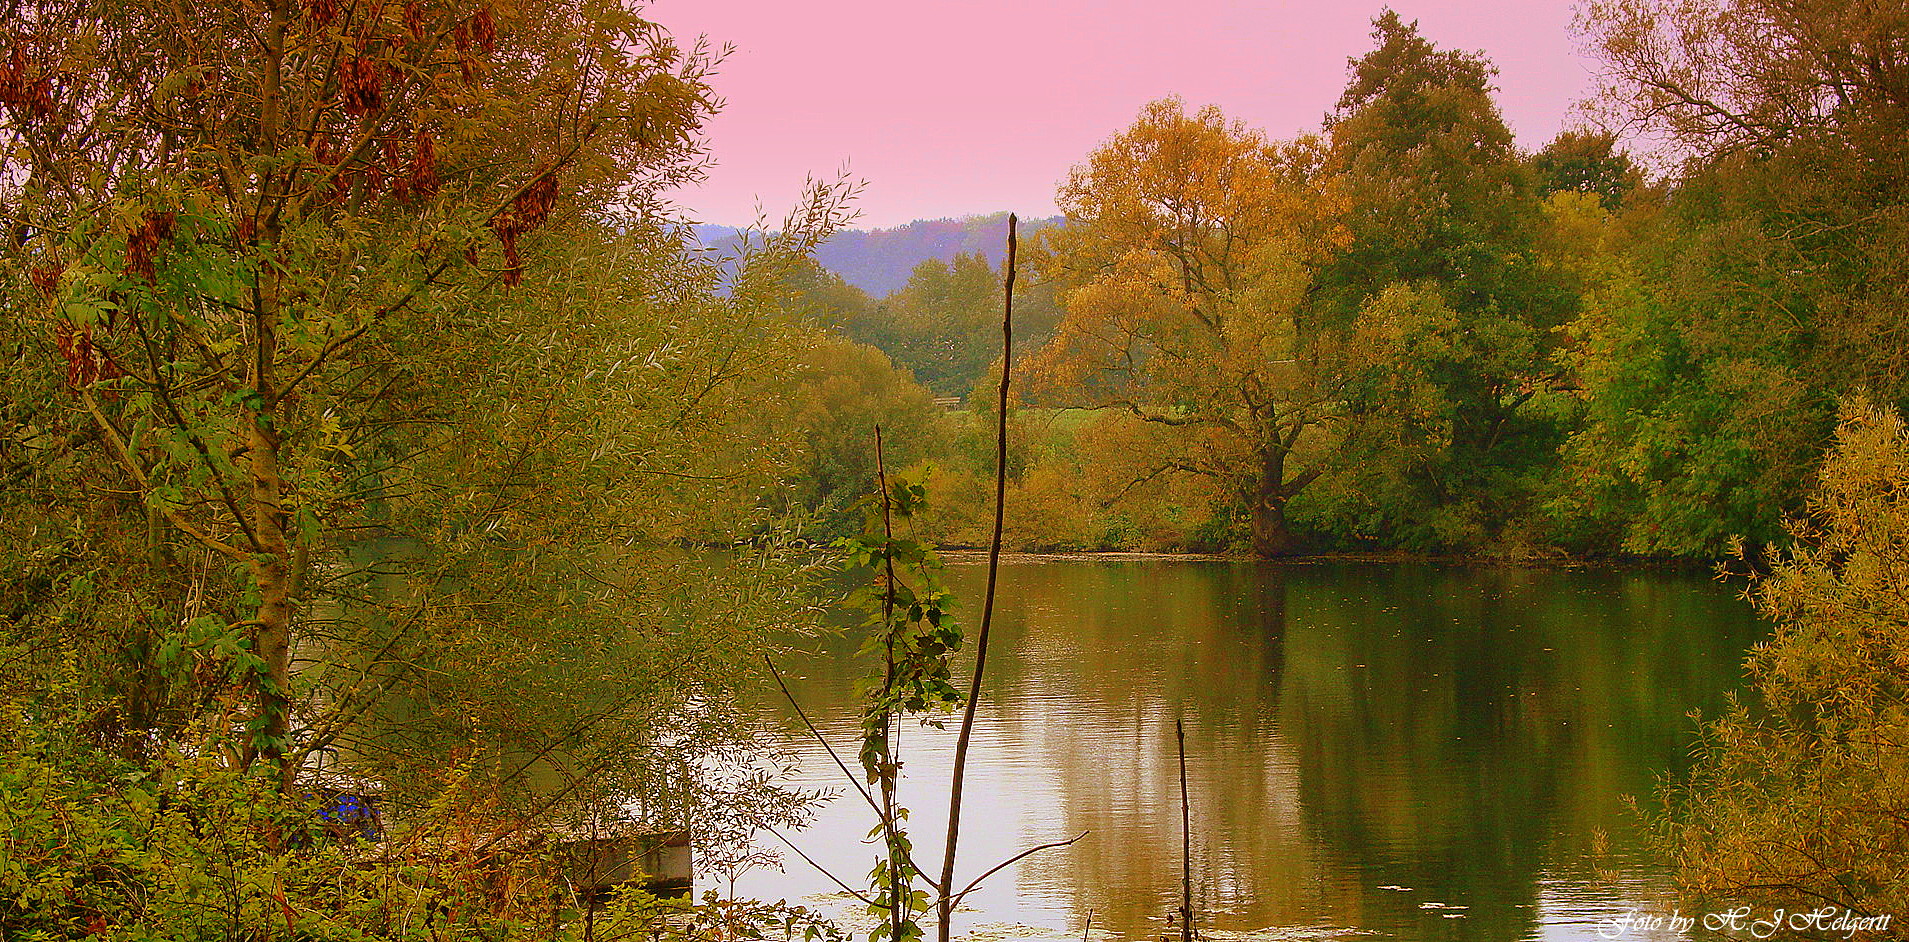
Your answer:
[692,212,1062,297]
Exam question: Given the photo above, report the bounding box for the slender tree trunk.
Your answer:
[1176,715,1192,942]
[246,0,298,795]
[938,215,1016,942]
[246,409,295,790]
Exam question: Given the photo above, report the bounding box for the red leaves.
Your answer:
[511,174,558,232]
[403,1,427,41]
[54,321,123,390]
[469,7,496,53]
[497,234,523,286]
[0,40,55,121]
[123,211,175,284]
[310,129,442,206]
[303,0,340,28]
[448,7,498,82]
[488,173,559,287]
[29,264,61,299]
[452,7,496,55]
[338,57,384,118]
[410,129,438,199]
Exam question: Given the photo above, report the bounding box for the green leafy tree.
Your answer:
[1542,189,1820,556]
[0,0,852,858]
[296,209,850,822]
[879,254,1000,397]
[1306,11,1575,550]
[1565,0,1909,554]
[1587,0,1909,402]
[3,0,720,786]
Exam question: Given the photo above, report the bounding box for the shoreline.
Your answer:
[930,547,1727,572]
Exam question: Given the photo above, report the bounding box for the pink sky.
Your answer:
[648,0,1606,229]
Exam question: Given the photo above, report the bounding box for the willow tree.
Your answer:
[1027,98,1349,556]
[0,0,773,793]
[1661,399,1909,913]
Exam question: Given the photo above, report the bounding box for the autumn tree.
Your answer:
[1028,98,1349,556]
[0,0,831,805]
[1658,399,1909,913]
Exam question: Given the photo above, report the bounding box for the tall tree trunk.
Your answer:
[246,416,295,791]
[247,0,296,794]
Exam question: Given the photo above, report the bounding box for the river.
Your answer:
[733,557,1765,942]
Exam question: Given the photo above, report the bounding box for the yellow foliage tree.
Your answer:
[1662,398,1909,913]
[1026,98,1350,555]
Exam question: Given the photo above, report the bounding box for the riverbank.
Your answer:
[931,547,1725,572]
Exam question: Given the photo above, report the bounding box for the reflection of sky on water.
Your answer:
[1531,870,1692,942]
[732,559,1764,942]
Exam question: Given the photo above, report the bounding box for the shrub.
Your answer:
[1658,398,1909,914]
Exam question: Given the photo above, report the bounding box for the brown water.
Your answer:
[733,558,1765,942]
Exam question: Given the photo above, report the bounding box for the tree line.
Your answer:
[775,4,1909,561]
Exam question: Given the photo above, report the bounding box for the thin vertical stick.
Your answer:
[1177,715,1193,942]
[937,214,1017,942]
[875,426,904,942]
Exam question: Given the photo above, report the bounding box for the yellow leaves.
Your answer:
[1036,97,1346,416]
[1667,398,1909,914]
[316,411,356,460]
[1057,97,1277,235]
[1537,190,1617,267]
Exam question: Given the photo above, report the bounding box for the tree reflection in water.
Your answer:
[748,560,1762,942]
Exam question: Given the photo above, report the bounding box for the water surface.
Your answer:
[735,558,1764,942]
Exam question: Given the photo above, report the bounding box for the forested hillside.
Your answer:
[696,213,1059,295]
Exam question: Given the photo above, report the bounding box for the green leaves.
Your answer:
[834,470,965,942]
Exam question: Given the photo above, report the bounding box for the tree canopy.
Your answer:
[1027,97,1349,555]
[0,0,848,828]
